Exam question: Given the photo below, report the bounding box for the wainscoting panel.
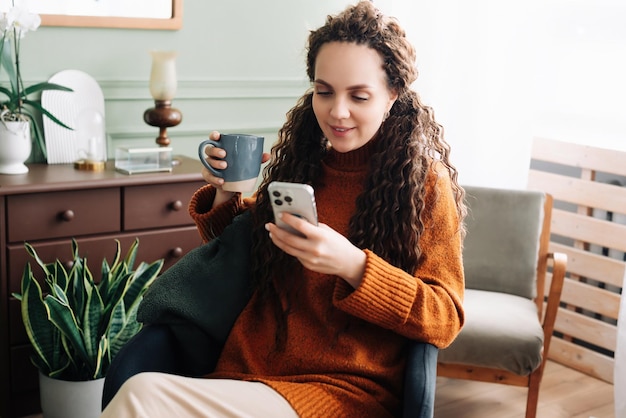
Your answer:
[99,77,310,158]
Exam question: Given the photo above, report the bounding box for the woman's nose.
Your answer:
[330,97,350,120]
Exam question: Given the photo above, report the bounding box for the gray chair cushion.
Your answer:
[462,186,545,299]
[438,288,544,375]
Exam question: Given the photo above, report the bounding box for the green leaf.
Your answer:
[123,239,140,271]
[0,85,14,100]
[66,246,88,323]
[50,283,69,305]
[78,257,97,322]
[100,272,132,329]
[22,98,74,130]
[20,264,56,374]
[47,357,71,379]
[98,260,112,300]
[25,109,47,159]
[44,295,91,369]
[71,238,80,260]
[1,38,17,93]
[110,239,122,271]
[107,301,142,359]
[122,259,163,314]
[58,333,81,378]
[23,81,73,96]
[53,260,70,294]
[93,336,108,379]
[105,300,126,348]
[102,241,127,300]
[24,243,53,277]
[82,281,104,363]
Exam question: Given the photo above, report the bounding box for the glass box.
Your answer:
[115,147,173,174]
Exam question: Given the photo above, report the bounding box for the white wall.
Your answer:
[387,0,626,189]
[531,0,626,151]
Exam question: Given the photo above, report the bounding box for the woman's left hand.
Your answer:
[265,213,366,288]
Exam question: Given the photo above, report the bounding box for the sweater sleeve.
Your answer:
[188,185,253,243]
[333,167,465,348]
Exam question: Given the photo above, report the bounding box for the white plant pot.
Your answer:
[0,120,31,174]
[39,373,105,418]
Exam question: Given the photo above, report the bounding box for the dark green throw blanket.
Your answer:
[137,211,254,365]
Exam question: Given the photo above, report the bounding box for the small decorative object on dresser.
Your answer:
[0,1,73,172]
[12,239,164,418]
[42,69,106,166]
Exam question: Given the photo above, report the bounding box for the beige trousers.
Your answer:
[100,372,299,418]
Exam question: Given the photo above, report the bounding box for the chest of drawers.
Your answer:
[0,157,206,417]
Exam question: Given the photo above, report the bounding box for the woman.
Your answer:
[102,2,465,417]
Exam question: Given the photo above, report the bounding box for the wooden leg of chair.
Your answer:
[525,368,543,418]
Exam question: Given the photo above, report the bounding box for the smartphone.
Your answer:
[268,181,318,236]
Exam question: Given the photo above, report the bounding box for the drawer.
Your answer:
[8,236,128,295]
[7,188,121,242]
[129,226,204,271]
[123,181,204,231]
[8,226,203,343]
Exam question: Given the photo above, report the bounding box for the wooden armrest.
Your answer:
[541,252,567,354]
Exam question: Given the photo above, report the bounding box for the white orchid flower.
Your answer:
[4,5,40,38]
[0,13,11,34]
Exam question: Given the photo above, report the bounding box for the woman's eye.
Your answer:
[353,95,368,102]
[315,91,332,96]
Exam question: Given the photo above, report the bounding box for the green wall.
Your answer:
[18,0,352,161]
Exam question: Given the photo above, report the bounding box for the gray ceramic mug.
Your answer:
[198,133,265,192]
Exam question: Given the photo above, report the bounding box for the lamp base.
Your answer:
[143,100,183,147]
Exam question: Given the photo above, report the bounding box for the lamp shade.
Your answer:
[149,50,178,101]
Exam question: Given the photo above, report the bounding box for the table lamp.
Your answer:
[143,50,182,147]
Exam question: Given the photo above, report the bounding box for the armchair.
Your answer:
[102,324,438,417]
[101,207,439,417]
[437,185,567,418]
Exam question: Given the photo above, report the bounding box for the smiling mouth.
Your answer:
[332,126,352,133]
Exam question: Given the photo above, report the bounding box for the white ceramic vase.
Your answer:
[0,120,31,174]
[39,373,105,418]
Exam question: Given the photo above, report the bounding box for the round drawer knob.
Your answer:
[64,260,74,270]
[170,247,183,258]
[59,210,75,222]
[170,200,183,211]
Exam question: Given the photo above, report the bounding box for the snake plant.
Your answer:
[13,238,163,381]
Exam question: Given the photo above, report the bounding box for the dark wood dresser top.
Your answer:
[0,156,204,195]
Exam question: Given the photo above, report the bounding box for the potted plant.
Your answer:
[12,238,164,418]
[0,0,73,174]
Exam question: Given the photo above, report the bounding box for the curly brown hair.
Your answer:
[249,1,465,345]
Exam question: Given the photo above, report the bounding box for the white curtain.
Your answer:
[616,269,626,418]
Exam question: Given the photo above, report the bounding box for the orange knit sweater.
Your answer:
[188,142,465,418]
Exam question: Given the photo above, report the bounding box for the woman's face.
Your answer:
[312,42,397,153]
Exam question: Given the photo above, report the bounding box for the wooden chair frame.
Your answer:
[437,194,567,418]
[529,137,626,383]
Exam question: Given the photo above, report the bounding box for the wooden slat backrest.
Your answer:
[528,137,626,383]
[529,170,626,215]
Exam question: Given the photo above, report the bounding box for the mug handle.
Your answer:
[198,139,223,178]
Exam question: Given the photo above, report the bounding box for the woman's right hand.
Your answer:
[201,130,271,208]
[201,131,236,207]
